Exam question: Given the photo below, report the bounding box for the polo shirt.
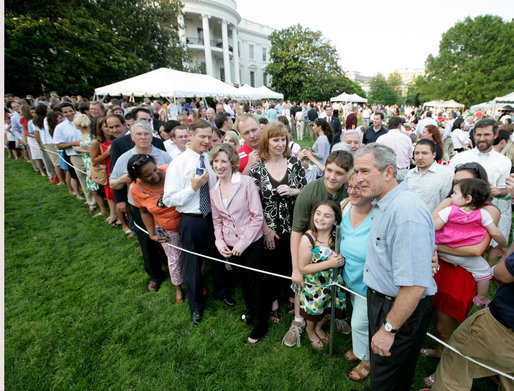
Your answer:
[362,125,388,144]
[238,142,254,173]
[376,128,413,169]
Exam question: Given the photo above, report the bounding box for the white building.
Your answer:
[178,0,274,87]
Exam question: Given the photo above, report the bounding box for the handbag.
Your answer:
[90,164,108,185]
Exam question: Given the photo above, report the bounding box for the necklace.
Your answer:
[136,181,165,208]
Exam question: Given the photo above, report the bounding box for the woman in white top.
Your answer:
[451,118,471,153]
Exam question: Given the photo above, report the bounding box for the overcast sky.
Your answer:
[237,0,513,77]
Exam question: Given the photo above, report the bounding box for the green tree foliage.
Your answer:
[368,73,398,105]
[418,15,513,106]
[387,71,403,95]
[5,0,188,97]
[266,24,364,102]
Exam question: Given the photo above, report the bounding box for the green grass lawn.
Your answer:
[4,156,498,390]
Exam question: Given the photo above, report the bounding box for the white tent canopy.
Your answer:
[469,92,514,112]
[423,99,464,108]
[330,92,352,102]
[494,91,514,104]
[94,68,248,99]
[330,92,367,103]
[254,85,284,100]
[237,84,262,100]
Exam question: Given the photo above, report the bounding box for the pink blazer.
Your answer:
[210,172,264,254]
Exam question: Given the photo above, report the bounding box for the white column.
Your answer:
[178,14,186,45]
[202,14,213,76]
[221,20,232,84]
[232,26,240,86]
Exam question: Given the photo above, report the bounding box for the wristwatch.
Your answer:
[384,321,398,334]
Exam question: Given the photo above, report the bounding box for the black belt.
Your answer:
[182,212,212,219]
[369,288,395,301]
[489,302,512,331]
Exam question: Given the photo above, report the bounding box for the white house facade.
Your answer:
[178,0,274,87]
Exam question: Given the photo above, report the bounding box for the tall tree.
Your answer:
[387,71,403,95]
[418,15,513,106]
[266,24,364,102]
[368,73,398,105]
[5,0,189,96]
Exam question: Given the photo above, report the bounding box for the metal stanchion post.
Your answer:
[329,225,340,356]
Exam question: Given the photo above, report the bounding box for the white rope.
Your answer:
[134,221,514,380]
[41,147,88,175]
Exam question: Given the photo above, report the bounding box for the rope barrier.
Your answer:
[41,147,89,175]
[20,149,511,382]
[133,221,514,381]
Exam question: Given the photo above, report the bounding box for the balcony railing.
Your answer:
[186,37,233,52]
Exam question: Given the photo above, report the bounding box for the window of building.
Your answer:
[200,62,206,74]
[250,71,255,87]
[262,47,267,61]
[238,42,241,57]
[197,28,204,45]
[249,44,254,59]
[220,67,225,82]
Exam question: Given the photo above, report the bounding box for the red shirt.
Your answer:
[238,143,254,173]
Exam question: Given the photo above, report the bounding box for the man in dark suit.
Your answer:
[325,105,342,144]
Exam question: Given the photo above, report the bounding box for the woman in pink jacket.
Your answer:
[209,143,269,344]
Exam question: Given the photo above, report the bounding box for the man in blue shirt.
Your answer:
[353,143,437,391]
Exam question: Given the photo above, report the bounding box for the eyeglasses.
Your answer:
[347,185,361,193]
[130,154,151,170]
[455,162,480,177]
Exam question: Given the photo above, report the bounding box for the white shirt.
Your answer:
[416,117,438,134]
[405,162,454,213]
[40,118,54,144]
[438,206,493,226]
[376,128,413,169]
[449,148,511,189]
[53,119,82,156]
[164,139,177,155]
[163,147,217,213]
[451,128,471,149]
[442,118,455,140]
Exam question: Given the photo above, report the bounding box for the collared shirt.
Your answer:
[110,146,172,205]
[162,147,216,213]
[363,181,437,298]
[442,118,455,140]
[164,139,177,155]
[10,112,23,138]
[376,128,413,169]
[416,117,438,134]
[405,162,454,213]
[449,148,511,189]
[362,125,388,144]
[53,119,82,156]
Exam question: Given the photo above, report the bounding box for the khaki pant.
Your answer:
[70,155,96,207]
[442,137,453,162]
[433,307,514,391]
[295,121,304,141]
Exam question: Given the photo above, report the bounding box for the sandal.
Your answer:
[270,309,280,324]
[316,330,329,344]
[287,301,295,314]
[345,349,359,362]
[424,374,435,387]
[309,337,324,350]
[92,212,105,218]
[349,361,370,381]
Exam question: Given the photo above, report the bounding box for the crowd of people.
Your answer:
[4,93,514,390]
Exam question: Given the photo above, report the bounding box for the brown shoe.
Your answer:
[147,281,160,292]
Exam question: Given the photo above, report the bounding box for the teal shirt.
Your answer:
[340,207,372,296]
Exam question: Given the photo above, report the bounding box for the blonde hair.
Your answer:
[259,121,291,161]
[72,113,91,129]
[501,142,514,164]
[209,143,240,172]
[223,130,240,148]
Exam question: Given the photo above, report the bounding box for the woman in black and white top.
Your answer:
[250,121,306,323]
